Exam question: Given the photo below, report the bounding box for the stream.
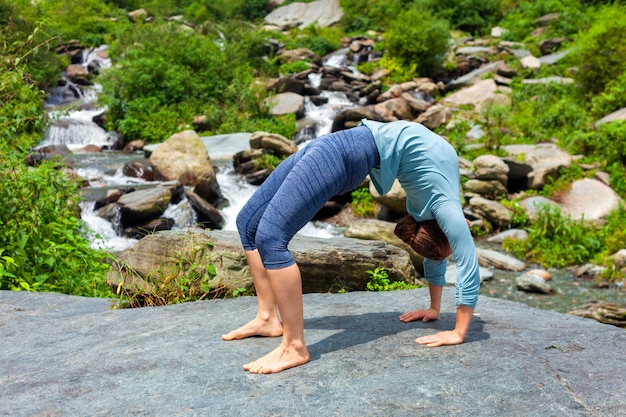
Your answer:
[40,45,626,317]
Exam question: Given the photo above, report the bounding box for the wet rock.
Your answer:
[184,190,224,230]
[516,271,553,294]
[117,186,173,227]
[477,247,526,271]
[122,158,155,181]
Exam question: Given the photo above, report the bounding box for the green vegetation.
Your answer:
[114,244,219,307]
[350,186,376,217]
[4,0,626,298]
[0,11,112,296]
[366,267,420,291]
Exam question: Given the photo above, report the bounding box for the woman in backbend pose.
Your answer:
[222,119,480,374]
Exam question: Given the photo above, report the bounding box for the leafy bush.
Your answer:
[0,154,112,295]
[500,0,588,42]
[508,81,591,144]
[283,25,342,56]
[382,6,450,77]
[426,0,507,36]
[0,16,112,297]
[590,70,626,119]
[279,60,312,75]
[98,21,272,141]
[503,204,603,268]
[571,3,626,96]
[350,186,376,217]
[184,0,269,22]
[366,267,419,291]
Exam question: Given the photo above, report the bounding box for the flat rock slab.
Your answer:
[1,289,625,416]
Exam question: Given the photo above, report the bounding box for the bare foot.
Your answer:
[221,317,283,341]
[243,341,310,374]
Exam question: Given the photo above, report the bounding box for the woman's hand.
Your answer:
[399,308,439,323]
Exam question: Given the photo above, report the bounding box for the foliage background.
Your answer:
[3,0,626,297]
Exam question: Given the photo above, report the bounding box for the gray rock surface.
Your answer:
[264,0,343,30]
[1,290,625,417]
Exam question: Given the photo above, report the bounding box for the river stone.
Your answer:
[200,132,251,161]
[558,178,621,222]
[515,272,553,294]
[520,55,541,69]
[150,130,215,186]
[473,154,509,185]
[250,131,298,156]
[122,158,154,181]
[117,186,172,226]
[264,92,305,117]
[518,195,560,222]
[415,104,453,130]
[263,0,343,29]
[613,249,626,271]
[521,76,574,85]
[468,196,512,228]
[476,247,526,271]
[372,97,414,121]
[441,79,505,110]
[444,61,504,92]
[184,190,225,230]
[463,179,508,198]
[487,228,529,243]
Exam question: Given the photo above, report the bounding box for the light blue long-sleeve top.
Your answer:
[362,119,480,309]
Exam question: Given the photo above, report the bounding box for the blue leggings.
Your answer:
[236,125,380,269]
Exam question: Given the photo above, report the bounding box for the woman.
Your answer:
[222,119,480,374]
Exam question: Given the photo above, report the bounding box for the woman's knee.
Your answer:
[236,207,256,250]
[255,229,293,269]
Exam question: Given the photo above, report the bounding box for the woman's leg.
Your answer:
[222,153,303,340]
[221,249,283,340]
[243,263,310,374]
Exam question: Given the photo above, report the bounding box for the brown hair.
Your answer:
[394,217,452,260]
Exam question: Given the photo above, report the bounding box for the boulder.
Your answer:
[476,247,526,271]
[250,131,298,157]
[441,79,506,110]
[473,154,509,185]
[503,143,572,190]
[264,0,343,30]
[557,178,621,222]
[469,196,512,228]
[150,130,216,187]
[117,186,173,227]
[264,92,305,117]
[106,229,416,299]
[369,179,407,214]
